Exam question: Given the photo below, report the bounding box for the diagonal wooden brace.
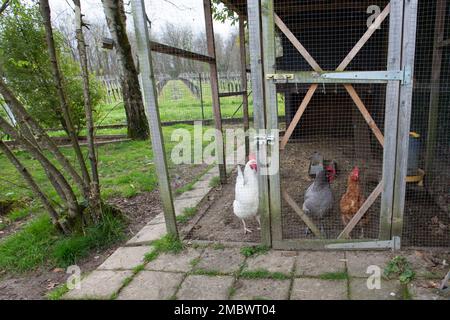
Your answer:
[338,181,383,239]
[337,3,391,71]
[275,4,389,148]
[282,190,323,238]
[344,85,385,147]
[280,84,318,149]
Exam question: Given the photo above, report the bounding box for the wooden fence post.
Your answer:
[131,0,178,237]
[248,0,272,246]
[392,0,419,240]
[379,0,404,240]
[204,0,227,184]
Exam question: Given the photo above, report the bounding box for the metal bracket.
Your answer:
[266,70,413,84]
[255,134,275,146]
[325,236,401,250]
[321,70,405,82]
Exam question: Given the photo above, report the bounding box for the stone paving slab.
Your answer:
[295,251,346,276]
[244,251,296,275]
[117,271,184,300]
[346,251,393,278]
[146,248,203,273]
[174,196,204,216]
[65,270,132,300]
[290,278,347,300]
[176,275,234,300]
[176,186,211,201]
[147,212,165,225]
[127,223,167,245]
[232,279,291,300]
[195,248,245,274]
[98,246,150,270]
[349,278,401,300]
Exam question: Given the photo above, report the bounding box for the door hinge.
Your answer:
[321,70,405,82]
[266,70,413,84]
[325,236,401,250]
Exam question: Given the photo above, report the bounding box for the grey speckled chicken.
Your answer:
[302,169,333,236]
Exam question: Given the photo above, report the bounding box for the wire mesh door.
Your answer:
[253,0,416,249]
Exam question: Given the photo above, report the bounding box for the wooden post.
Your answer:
[131,0,178,237]
[380,0,404,240]
[261,0,279,245]
[425,0,447,174]
[239,15,250,161]
[247,0,272,246]
[199,73,205,121]
[203,0,227,184]
[392,0,419,240]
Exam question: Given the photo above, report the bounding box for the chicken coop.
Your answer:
[132,0,450,250]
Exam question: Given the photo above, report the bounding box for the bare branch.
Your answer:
[0,0,10,16]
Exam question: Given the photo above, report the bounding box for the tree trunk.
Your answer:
[0,76,90,200]
[101,0,149,140]
[73,0,102,219]
[39,0,91,189]
[0,117,81,222]
[0,140,69,234]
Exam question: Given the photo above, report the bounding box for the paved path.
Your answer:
[63,142,448,300]
[64,245,448,300]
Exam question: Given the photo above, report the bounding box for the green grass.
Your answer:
[133,264,145,274]
[190,257,201,268]
[93,80,285,124]
[318,271,348,280]
[52,211,125,268]
[46,283,69,300]
[0,210,125,274]
[0,124,208,206]
[144,250,160,263]
[228,286,237,298]
[240,245,270,257]
[239,269,290,280]
[212,243,225,250]
[209,176,221,188]
[144,234,184,263]
[176,207,198,224]
[0,215,56,273]
[192,268,225,276]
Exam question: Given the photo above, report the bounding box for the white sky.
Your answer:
[49,0,236,39]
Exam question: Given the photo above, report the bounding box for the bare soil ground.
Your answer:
[184,173,261,243]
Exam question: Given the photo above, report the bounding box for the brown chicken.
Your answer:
[340,167,368,238]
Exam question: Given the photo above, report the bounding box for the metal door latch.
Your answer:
[256,134,275,145]
[266,73,294,81]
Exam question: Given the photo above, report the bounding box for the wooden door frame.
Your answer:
[249,0,418,249]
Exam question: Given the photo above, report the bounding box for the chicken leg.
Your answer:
[242,219,252,234]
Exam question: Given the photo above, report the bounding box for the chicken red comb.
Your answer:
[249,154,256,161]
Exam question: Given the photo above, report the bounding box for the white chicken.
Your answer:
[233,154,260,234]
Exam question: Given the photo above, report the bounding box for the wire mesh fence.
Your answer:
[402,0,450,247]
[268,0,390,241]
